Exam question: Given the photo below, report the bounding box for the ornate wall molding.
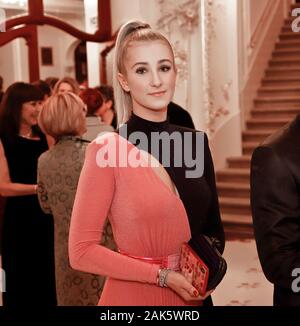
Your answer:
[202,0,230,135]
[156,0,199,110]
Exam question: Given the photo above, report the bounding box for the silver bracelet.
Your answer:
[157,268,171,288]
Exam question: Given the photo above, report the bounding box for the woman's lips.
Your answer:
[148,91,166,97]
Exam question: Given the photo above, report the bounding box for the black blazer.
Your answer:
[250,114,300,306]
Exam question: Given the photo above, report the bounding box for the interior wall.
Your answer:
[38,22,83,81]
[249,0,270,34]
[0,42,17,88]
[0,4,84,85]
[203,0,242,170]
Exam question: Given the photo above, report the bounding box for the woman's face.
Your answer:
[21,100,42,127]
[58,82,73,94]
[118,40,176,117]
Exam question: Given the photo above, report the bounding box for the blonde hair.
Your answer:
[53,77,80,95]
[113,20,175,126]
[38,92,86,140]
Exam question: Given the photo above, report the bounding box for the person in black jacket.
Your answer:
[251,114,300,306]
[167,101,195,129]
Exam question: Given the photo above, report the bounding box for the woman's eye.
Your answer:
[160,65,171,72]
[136,68,147,74]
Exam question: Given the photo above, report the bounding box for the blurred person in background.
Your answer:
[96,85,117,129]
[45,77,59,93]
[0,82,56,307]
[80,88,114,141]
[32,80,55,148]
[32,80,52,101]
[53,77,80,95]
[38,92,115,305]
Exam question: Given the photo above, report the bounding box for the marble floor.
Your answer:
[213,239,273,306]
[0,239,273,306]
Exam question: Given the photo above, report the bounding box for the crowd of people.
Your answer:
[0,22,208,307]
[0,77,120,306]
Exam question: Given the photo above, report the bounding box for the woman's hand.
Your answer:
[166,270,214,302]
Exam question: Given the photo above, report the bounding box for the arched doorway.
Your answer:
[74,41,88,85]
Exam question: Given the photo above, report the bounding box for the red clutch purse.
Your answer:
[179,242,209,296]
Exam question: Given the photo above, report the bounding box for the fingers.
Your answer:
[197,289,214,300]
[182,268,193,284]
[175,270,196,298]
[181,269,198,297]
[185,286,215,301]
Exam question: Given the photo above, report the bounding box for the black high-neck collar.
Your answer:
[125,112,169,133]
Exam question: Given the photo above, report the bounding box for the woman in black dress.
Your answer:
[0,82,56,307]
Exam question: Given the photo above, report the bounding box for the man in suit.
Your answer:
[250,114,300,306]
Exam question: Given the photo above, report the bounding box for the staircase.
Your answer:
[218,5,300,238]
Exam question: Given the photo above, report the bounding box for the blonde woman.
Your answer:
[53,77,80,95]
[69,21,224,306]
[38,92,115,305]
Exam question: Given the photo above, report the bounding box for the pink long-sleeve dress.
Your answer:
[69,133,191,306]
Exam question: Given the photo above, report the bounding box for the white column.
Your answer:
[84,0,102,87]
[207,0,242,169]
[12,39,29,82]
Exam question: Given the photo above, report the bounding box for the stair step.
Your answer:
[251,107,300,119]
[254,96,300,108]
[275,40,300,49]
[269,58,300,67]
[282,25,297,33]
[284,17,294,25]
[227,156,251,169]
[265,67,300,77]
[284,16,293,22]
[247,118,290,130]
[259,85,300,91]
[279,32,300,41]
[258,85,300,96]
[217,182,250,198]
[262,76,300,86]
[242,141,259,155]
[290,3,300,10]
[242,129,272,142]
[272,49,300,58]
[217,169,250,183]
[256,95,300,101]
[219,197,251,215]
[221,213,253,226]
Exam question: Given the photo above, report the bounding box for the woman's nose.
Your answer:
[150,71,162,87]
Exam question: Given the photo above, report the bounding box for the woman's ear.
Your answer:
[117,73,130,92]
[106,99,113,110]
